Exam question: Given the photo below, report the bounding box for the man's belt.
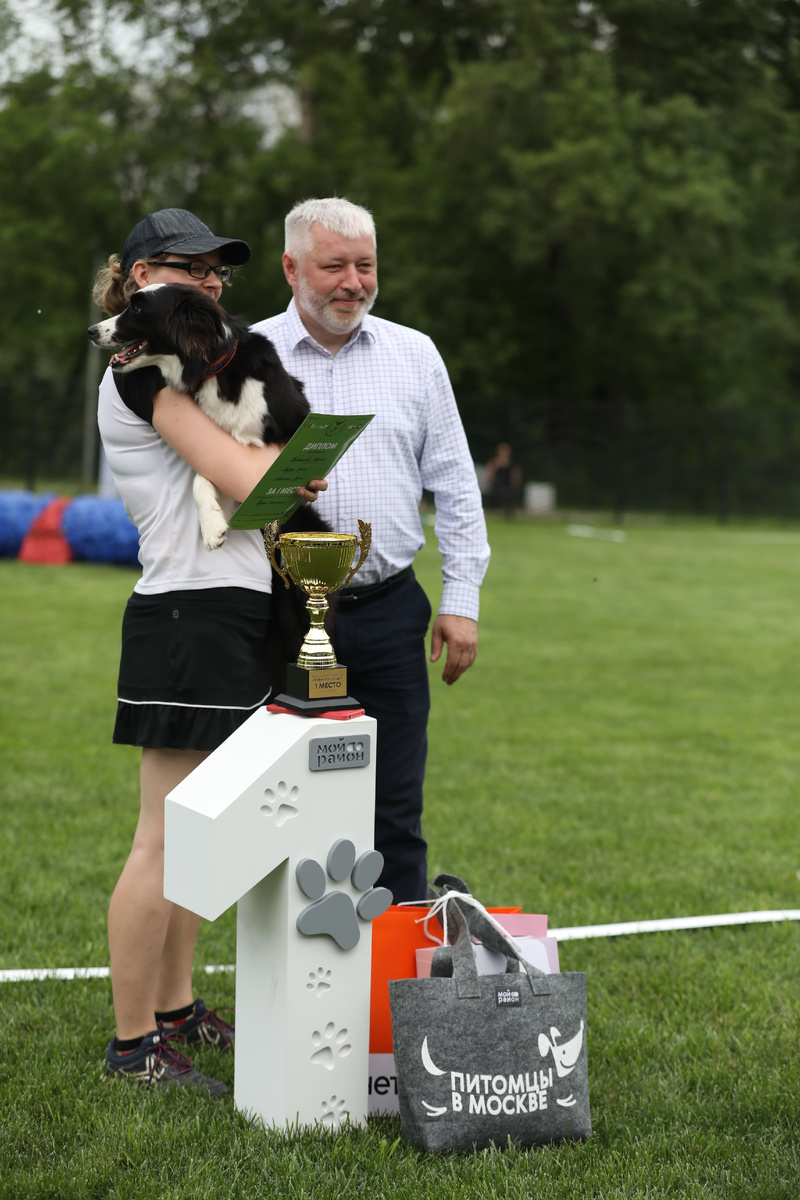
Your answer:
[335,565,414,608]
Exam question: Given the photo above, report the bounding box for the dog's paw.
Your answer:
[201,515,228,550]
[194,474,228,550]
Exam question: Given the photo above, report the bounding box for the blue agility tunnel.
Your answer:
[0,490,57,556]
[61,496,140,566]
[0,491,140,567]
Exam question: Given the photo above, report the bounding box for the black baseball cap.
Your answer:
[121,208,251,275]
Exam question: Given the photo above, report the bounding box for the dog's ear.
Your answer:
[167,286,228,362]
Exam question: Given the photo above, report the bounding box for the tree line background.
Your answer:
[4,0,800,519]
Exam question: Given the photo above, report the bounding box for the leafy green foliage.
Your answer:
[4,0,800,511]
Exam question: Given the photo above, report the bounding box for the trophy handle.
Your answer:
[343,519,372,588]
[263,521,291,590]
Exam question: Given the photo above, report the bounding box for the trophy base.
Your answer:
[270,694,364,717]
[272,663,360,716]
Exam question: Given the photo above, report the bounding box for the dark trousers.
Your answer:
[331,572,431,903]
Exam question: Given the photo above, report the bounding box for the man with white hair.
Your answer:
[252,198,490,903]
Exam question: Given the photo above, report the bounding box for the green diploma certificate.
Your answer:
[226,413,375,529]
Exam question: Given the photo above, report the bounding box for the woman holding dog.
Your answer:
[95,209,325,1094]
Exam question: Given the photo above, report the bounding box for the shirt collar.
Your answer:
[285,297,377,354]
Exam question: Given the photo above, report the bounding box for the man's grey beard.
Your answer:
[297,274,378,336]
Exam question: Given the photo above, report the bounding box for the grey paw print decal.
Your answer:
[295,840,392,950]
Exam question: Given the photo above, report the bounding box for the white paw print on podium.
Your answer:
[260,780,299,828]
[311,1022,352,1069]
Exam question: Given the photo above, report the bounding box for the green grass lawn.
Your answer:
[2,518,799,1198]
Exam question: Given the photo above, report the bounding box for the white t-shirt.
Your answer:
[97,365,271,595]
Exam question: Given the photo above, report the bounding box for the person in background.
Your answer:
[95,208,326,1092]
[252,197,490,904]
[484,442,522,518]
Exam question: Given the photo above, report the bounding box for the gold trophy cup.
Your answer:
[264,519,372,714]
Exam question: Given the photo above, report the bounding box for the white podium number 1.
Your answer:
[164,708,391,1130]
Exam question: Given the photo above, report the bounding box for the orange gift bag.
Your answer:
[369,901,521,1113]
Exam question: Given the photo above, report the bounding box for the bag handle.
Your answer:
[420,874,528,955]
[426,894,551,998]
[428,873,472,898]
[429,873,503,955]
[430,942,521,983]
[429,903,481,998]
[429,875,551,977]
[428,874,531,960]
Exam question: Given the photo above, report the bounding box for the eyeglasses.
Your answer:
[147,260,234,283]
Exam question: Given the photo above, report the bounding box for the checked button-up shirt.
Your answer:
[251,300,490,620]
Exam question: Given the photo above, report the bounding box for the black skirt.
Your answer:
[113,587,272,751]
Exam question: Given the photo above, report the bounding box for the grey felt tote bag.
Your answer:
[388,897,591,1153]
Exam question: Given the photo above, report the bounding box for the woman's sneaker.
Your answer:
[105,1029,228,1095]
[162,998,235,1051]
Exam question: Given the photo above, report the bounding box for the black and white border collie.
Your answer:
[88,282,315,551]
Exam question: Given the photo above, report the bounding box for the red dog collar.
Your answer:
[202,339,238,379]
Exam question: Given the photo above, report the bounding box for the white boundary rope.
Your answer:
[3,910,799,983]
[551,909,800,940]
[0,963,235,983]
